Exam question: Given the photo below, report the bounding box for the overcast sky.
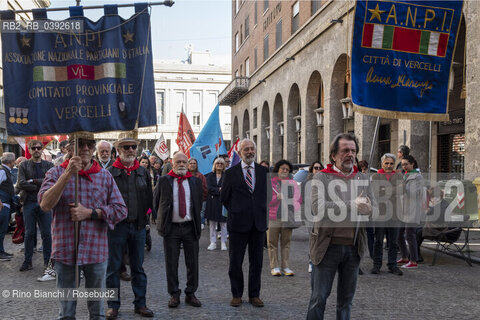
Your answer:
[47,0,232,63]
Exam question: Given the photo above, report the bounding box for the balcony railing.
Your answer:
[218,77,250,106]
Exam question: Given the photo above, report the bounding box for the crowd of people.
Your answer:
[0,133,439,319]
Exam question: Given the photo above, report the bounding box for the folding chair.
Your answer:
[426,219,473,267]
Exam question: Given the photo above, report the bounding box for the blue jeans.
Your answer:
[55,260,107,320]
[23,201,52,265]
[0,206,10,253]
[106,222,147,309]
[307,245,360,320]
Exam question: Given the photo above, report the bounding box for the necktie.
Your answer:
[178,179,186,218]
[245,166,253,193]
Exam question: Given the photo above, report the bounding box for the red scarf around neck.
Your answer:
[321,163,359,179]
[168,170,192,183]
[60,159,101,182]
[112,158,140,175]
[377,168,395,180]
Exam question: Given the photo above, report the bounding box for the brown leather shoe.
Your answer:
[106,308,119,319]
[185,293,202,307]
[134,306,154,317]
[168,295,180,308]
[230,297,242,307]
[249,297,264,307]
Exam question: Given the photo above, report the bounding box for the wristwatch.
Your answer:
[90,208,98,220]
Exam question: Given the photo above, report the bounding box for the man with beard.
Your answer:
[221,139,268,308]
[106,137,154,319]
[96,140,114,169]
[38,134,127,319]
[307,133,376,320]
[17,139,54,272]
[154,152,203,308]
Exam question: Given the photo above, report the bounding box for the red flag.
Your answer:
[227,138,240,158]
[175,112,195,157]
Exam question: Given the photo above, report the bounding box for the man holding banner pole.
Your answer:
[38,134,127,319]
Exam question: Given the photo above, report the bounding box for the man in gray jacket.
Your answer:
[18,139,53,272]
[306,133,376,320]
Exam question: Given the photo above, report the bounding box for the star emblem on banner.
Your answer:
[122,30,135,43]
[20,35,31,47]
[368,3,385,22]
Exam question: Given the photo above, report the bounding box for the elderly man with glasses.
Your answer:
[17,139,54,273]
[106,137,154,319]
[38,134,127,319]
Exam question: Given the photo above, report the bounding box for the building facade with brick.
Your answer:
[220,0,476,178]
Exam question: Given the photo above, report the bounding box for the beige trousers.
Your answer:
[267,226,293,269]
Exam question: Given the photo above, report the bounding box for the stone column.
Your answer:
[355,114,378,167]
[465,1,480,177]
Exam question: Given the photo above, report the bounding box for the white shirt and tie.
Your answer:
[241,161,255,192]
[172,178,192,223]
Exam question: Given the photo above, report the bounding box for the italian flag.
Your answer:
[33,62,126,82]
[362,23,449,57]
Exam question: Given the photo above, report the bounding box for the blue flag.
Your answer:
[351,0,464,121]
[0,4,156,136]
[189,104,228,175]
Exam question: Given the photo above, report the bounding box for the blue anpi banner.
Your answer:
[351,0,464,121]
[1,3,156,136]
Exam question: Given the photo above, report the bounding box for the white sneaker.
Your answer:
[37,262,56,282]
[201,224,205,230]
[37,273,56,282]
[207,243,216,250]
[283,268,294,276]
[271,268,282,276]
[308,264,313,273]
[221,242,227,251]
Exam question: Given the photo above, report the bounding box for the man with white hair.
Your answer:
[154,152,203,308]
[0,152,15,261]
[96,140,114,169]
[106,137,154,318]
[371,153,403,276]
[221,139,268,308]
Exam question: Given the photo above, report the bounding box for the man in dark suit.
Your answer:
[153,152,203,308]
[221,139,268,308]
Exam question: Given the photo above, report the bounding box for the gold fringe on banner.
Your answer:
[353,104,450,122]
[460,83,466,99]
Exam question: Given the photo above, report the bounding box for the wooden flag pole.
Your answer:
[353,116,380,246]
[73,133,80,288]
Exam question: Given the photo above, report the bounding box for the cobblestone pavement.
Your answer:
[0,226,479,320]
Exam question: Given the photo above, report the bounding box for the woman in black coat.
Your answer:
[205,157,227,251]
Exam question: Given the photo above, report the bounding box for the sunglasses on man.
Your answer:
[122,145,137,150]
[77,139,96,149]
[30,146,43,151]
